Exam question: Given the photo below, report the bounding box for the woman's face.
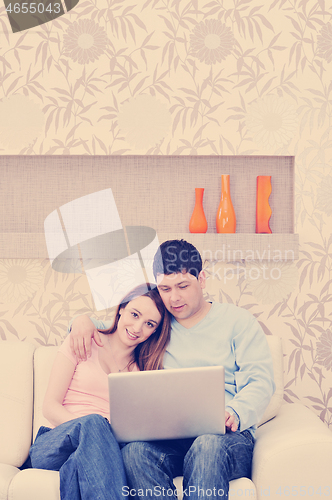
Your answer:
[116,295,162,347]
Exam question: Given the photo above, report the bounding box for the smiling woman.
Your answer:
[98,283,171,372]
[27,283,171,500]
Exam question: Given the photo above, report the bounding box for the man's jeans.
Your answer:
[29,414,127,500]
[122,430,254,500]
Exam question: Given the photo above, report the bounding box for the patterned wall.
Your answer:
[0,0,331,429]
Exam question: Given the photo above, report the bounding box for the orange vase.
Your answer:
[256,176,272,234]
[216,175,236,233]
[189,188,208,233]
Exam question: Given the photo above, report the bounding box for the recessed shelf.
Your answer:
[0,155,298,261]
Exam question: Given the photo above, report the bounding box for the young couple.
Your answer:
[29,239,275,500]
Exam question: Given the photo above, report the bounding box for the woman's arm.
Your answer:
[43,352,77,427]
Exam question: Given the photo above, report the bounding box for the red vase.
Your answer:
[216,175,236,233]
[256,176,272,233]
[189,188,208,233]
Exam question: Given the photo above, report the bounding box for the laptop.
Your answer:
[108,365,225,442]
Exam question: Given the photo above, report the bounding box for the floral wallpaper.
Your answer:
[0,0,332,429]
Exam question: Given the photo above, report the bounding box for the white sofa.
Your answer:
[1,337,332,500]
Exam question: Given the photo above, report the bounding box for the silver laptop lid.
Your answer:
[108,365,225,442]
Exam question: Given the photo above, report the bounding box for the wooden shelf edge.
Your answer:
[0,232,299,261]
[159,233,299,262]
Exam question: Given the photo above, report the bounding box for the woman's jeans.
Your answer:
[122,430,255,499]
[29,414,127,500]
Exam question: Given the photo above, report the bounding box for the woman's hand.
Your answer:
[69,315,103,360]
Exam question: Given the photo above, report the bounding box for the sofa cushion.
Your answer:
[8,469,60,500]
[0,464,20,500]
[33,346,58,439]
[174,476,256,500]
[0,341,35,467]
[253,403,332,492]
[258,336,284,427]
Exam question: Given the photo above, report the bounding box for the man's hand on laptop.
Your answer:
[225,411,239,432]
[69,315,103,360]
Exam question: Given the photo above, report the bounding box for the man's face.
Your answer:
[156,270,206,322]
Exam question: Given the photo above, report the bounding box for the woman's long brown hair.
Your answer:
[99,283,171,371]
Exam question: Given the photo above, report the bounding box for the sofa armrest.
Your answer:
[0,341,35,468]
[252,403,332,500]
[0,464,20,500]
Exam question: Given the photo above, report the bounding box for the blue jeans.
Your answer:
[29,414,127,500]
[122,430,254,499]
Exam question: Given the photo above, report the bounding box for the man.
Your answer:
[69,239,275,499]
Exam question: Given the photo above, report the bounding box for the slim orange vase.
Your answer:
[256,176,272,233]
[189,188,208,233]
[216,175,236,233]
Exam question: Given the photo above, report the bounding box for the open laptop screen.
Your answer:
[108,365,225,442]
